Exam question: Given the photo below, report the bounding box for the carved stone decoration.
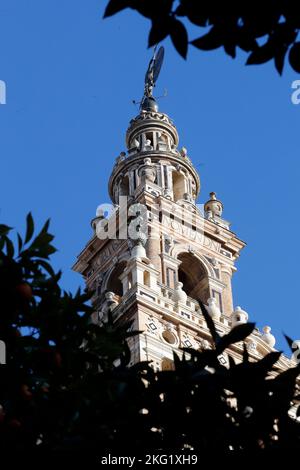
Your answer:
[172,282,187,304]
[204,192,223,219]
[200,339,211,350]
[247,341,257,352]
[262,326,276,348]
[139,158,156,183]
[207,297,221,322]
[115,151,126,166]
[231,306,248,327]
[145,315,161,336]
[157,132,168,151]
[163,188,172,199]
[130,237,148,261]
[164,235,173,254]
[180,147,188,157]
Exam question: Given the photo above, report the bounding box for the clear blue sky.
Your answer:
[0,1,299,353]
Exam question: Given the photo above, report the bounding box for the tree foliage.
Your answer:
[0,215,300,456]
[104,0,300,74]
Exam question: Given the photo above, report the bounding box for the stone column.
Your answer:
[220,267,234,316]
[146,232,161,275]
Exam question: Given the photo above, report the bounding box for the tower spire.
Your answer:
[140,46,165,112]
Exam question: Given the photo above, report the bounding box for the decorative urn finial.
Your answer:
[204,192,223,219]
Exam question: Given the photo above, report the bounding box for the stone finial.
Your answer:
[207,297,221,321]
[131,239,148,261]
[180,147,188,157]
[231,306,248,327]
[172,282,187,304]
[105,291,119,310]
[262,326,276,348]
[139,158,156,183]
[204,192,223,219]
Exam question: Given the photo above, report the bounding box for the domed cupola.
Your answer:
[108,47,200,206]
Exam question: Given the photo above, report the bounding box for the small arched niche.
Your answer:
[143,270,151,287]
[177,252,210,303]
[172,171,186,202]
[106,261,127,297]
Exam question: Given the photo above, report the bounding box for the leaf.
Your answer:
[274,46,288,75]
[0,224,12,236]
[224,42,236,59]
[289,42,300,73]
[246,40,276,65]
[242,343,249,363]
[36,259,56,277]
[103,0,129,18]
[148,18,171,47]
[199,300,220,346]
[283,333,295,352]
[191,27,223,51]
[254,351,282,375]
[5,236,14,258]
[25,212,34,244]
[216,323,255,354]
[170,18,188,59]
[17,233,23,254]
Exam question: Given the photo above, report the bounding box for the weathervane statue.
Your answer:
[140,46,165,112]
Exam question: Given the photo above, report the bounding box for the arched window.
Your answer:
[106,261,127,297]
[119,175,130,197]
[178,252,209,303]
[172,171,186,202]
[128,271,133,290]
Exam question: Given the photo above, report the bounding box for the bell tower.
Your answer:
[73,48,281,370]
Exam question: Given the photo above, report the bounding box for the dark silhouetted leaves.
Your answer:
[104,1,300,74]
[170,18,188,58]
[103,0,129,18]
[246,40,276,65]
[148,18,172,47]
[216,323,255,354]
[1,214,300,453]
[191,27,223,51]
[289,42,300,73]
[25,212,34,244]
[199,300,220,345]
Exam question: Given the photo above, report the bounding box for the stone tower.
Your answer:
[73,52,285,370]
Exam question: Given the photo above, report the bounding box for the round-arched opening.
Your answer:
[119,175,130,197]
[172,171,186,202]
[177,252,209,303]
[162,330,177,345]
[106,261,127,297]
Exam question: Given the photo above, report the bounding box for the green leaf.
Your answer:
[25,212,34,244]
[216,323,256,354]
